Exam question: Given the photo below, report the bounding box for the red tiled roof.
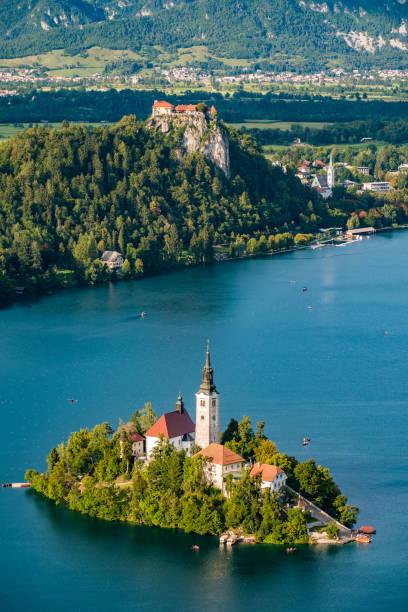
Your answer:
[194,443,245,466]
[145,409,195,439]
[210,105,217,113]
[152,100,174,109]
[297,495,307,508]
[250,463,284,482]
[131,432,145,443]
[175,104,197,112]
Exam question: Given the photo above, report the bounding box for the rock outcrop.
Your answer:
[148,111,230,178]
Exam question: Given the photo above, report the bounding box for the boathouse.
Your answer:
[346,227,376,238]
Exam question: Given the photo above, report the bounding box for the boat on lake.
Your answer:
[355,534,372,543]
[358,526,376,535]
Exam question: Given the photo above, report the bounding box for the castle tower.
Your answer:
[327,152,335,189]
[195,341,220,449]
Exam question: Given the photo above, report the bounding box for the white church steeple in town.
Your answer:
[327,152,335,189]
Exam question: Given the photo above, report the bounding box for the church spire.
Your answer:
[199,340,217,394]
[176,392,184,414]
[327,151,335,189]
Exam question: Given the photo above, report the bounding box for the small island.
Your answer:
[26,344,359,546]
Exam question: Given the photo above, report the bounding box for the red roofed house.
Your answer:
[194,443,245,494]
[145,394,195,458]
[152,100,175,115]
[119,431,145,459]
[250,462,287,492]
[130,432,145,458]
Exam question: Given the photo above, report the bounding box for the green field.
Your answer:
[229,120,334,130]
[262,140,387,154]
[0,47,142,78]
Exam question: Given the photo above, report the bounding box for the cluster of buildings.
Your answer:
[295,154,335,198]
[295,154,393,198]
[121,344,287,496]
[160,66,211,85]
[3,64,408,90]
[152,100,217,116]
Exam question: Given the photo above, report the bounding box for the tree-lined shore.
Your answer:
[26,414,358,544]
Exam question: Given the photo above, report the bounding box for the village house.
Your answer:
[100,250,124,270]
[356,166,370,175]
[119,432,145,459]
[194,443,246,494]
[362,182,391,192]
[130,432,145,458]
[249,462,287,492]
[144,394,195,458]
[318,227,343,238]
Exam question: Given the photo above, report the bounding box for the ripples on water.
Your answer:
[0,233,407,611]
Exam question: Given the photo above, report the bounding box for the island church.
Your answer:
[136,344,286,495]
[145,342,220,458]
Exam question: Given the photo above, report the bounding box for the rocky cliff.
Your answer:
[147,111,230,178]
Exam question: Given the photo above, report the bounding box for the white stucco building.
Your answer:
[152,100,174,115]
[250,463,287,492]
[144,394,195,459]
[195,341,220,449]
[194,443,245,495]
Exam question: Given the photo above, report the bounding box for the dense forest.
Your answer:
[26,413,359,543]
[2,116,408,307]
[0,117,325,305]
[0,0,407,71]
[2,89,408,125]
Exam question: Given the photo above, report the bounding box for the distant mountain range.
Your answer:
[0,1,408,70]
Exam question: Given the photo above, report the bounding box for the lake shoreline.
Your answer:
[5,224,408,311]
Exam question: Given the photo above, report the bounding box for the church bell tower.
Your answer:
[195,341,220,449]
[327,152,335,189]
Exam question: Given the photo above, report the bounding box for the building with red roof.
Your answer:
[194,443,245,493]
[250,462,287,492]
[145,394,195,458]
[119,431,145,459]
[152,100,175,115]
[175,104,197,113]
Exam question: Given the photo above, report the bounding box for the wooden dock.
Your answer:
[2,482,30,488]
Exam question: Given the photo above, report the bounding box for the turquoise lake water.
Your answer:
[1,232,407,611]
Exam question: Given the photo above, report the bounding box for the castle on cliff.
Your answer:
[148,100,230,178]
[152,100,217,117]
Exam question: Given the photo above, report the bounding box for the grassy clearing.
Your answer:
[229,120,334,130]
[262,141,388,154]
[0,47,142,77]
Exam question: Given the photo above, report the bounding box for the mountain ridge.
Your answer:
[0,1,407,69]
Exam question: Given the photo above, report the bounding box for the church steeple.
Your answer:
[195,340,220,449]
[199,340,217,394]
[176,392,184,414]
[327,152,335,189]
